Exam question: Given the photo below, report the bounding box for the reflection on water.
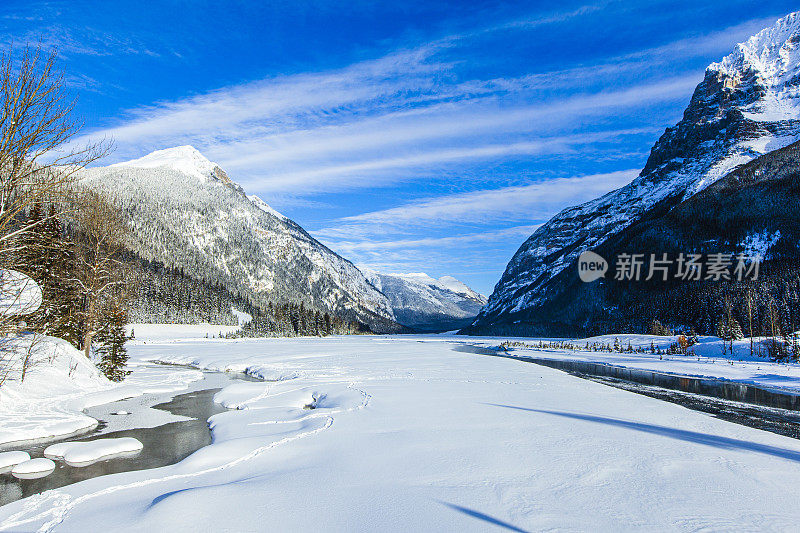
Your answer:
[0,383,234,506]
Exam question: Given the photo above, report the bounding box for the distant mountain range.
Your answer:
[80,146,400,333]
[466,12,800,337]
[360,269,486,332]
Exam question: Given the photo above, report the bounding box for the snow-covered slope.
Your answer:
[470,12,800,333]
[248,194,287,221]
[81,147,398,332]
[361,269,486,331]
[0,336,112,446]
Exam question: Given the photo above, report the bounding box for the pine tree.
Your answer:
[716,318,728,340]
[729,317,744,340]
[95,302,130,382]
[649,319,663,336]
[44,206,82,345]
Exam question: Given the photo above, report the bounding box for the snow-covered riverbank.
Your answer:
[3,332,800,531]
[0,336,204,448]
[467,334,800,394]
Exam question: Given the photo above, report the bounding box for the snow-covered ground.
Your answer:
[470,334,800,394]
[0,334,204,448]
[127,323,241,344]
[3,331,800,531]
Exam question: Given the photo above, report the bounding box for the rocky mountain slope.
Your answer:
[360,269,486,331]
[80,146,399,333]
[467,12,800,336]
[477,140,800,336]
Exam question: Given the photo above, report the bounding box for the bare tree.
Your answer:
[72,191,127,358]
[0,44,109,247]
[0,42,109,381]
[19,331,48,382]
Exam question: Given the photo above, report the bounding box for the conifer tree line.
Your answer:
[592,260,800,361]
[232,301,370,338]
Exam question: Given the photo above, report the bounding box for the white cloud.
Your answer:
[617,16,782,62]
[323,224,544,252]
[65,9,737,196]
[75,46,446,148]
[238,129,652,192]
[316,169,639,240]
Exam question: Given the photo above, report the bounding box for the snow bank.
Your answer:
[45,438,143,467]
[0,334,203,446]
[122,363,203,394]
[11,458,54,479]
[0,336,112,446]
[0,451,29,473]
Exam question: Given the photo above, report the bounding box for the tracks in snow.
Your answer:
[0,380,371,533]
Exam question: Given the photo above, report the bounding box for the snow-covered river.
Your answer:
[4,333,800,531]
[0,367,258,506]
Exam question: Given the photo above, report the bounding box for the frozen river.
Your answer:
[0,367,257,506]
[3,333,800,531]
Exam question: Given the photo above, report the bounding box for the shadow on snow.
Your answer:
[438,501,529,533]
[486,404,800,463]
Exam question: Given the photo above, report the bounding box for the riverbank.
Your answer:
[0,367,258,506]
[0,337,206,449]
[464,333,800,395]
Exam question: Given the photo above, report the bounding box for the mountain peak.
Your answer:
[710,12,800,89]
[358,268,486,331]
[436,275,485,301]
[469,13,800,334]
[112,145,219,181]
[367,270,486,302]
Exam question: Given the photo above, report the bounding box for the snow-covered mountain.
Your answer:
[468,12,800,335]
[361,269,486,331]
[81,146,399,332]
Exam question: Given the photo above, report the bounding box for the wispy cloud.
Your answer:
[343,169,637,225]
[315,169,638,243]
[319,224,550,291]
[497,16,782,92]
[617,16,781,63]
[240,130,652,193]
[0,24,163,58]
[453,2,614,40]
[65,6,748,197]
[72,69,693,194]
[324,224,544,252]
[314,168,639,285]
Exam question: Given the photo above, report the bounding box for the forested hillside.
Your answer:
[79,146,402,335]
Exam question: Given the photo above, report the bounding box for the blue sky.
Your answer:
[1,1,795,295]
